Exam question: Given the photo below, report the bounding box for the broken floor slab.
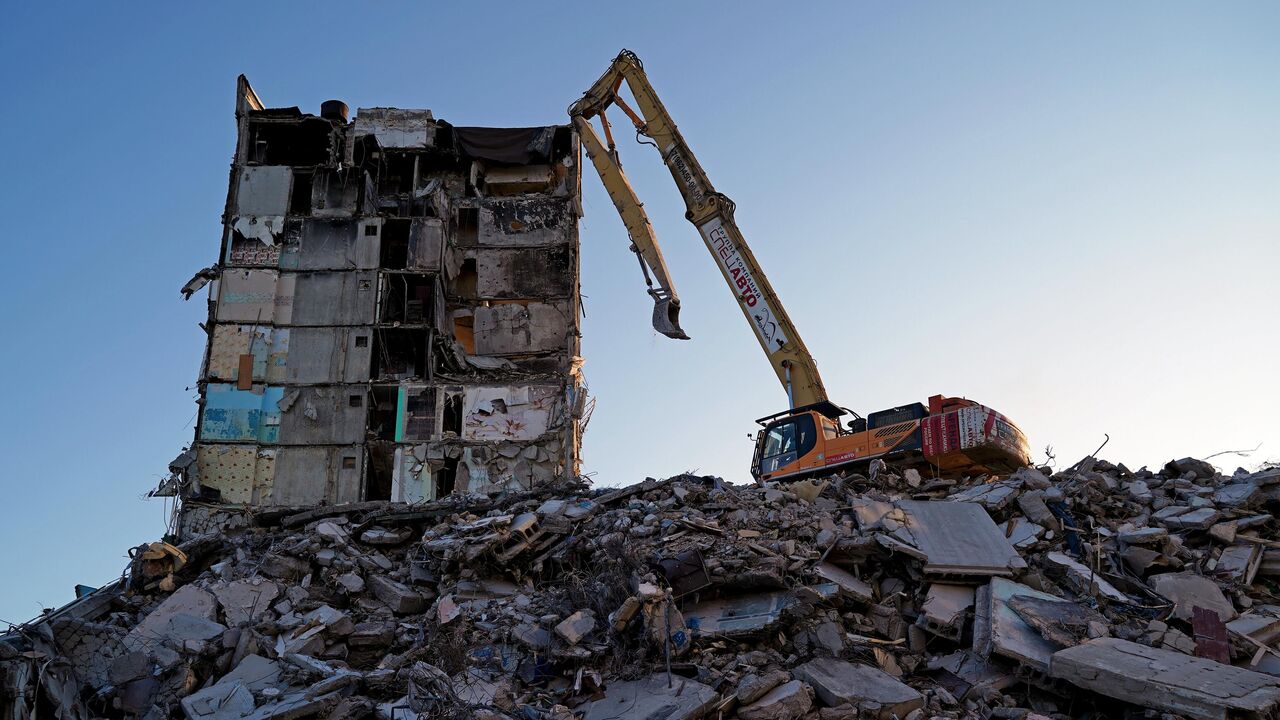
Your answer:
[580,675,718,720]
[973,578,1061,672]
[1149,571,1238,622]
[213,579,280,627]
[1050,637,1280,720]
[793,658,923,720]
[126,585,219,653]
[1044,552,1130,603]
[737,680,812,720]
[1007,594,1108,648]
[811,562,874,604]
[896,500,1026,576]
[181,680,256,720]
[685,591,792,638]
[918,584,974,640]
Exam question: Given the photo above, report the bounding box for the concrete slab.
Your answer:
[737,680,812,720]
[919,584,975,640]
[973,578,1060,671]
[127,586,219,652]
[792,658,922,720]
[181,679,255,720]
[896,500,1026,576]
[1050,638,1280,720]
[812,562,874,604]
[580,674,718,720]
[1150,571,1238,622]
[685,591,792,637]
[213,580,280,627]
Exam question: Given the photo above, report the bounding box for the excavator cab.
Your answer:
[755,412,816,475]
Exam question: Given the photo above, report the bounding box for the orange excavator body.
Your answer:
[751,395,1031,483]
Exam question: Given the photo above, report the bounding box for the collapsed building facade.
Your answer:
[162,77,587,531]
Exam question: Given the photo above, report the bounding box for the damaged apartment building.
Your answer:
[162,76,586,524]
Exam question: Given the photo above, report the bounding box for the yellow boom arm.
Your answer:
[571,50,829,409]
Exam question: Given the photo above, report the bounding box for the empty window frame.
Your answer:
[379,273,435,324]
[371,328,431,381]
[247,117,335,166]
[379,219,412,269]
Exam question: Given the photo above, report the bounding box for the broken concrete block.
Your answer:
[436,595,462,625]
[793,658,923,720]
[259,554,310,580]
[1118,527,1168,545]
[348,622,393,648]
[367,576,428,615]
[280,625,327,657]
[1050,638,1280,720]
[511,623,552,650]
[947,480,1021,511]
[1164,508,1221,531]
[1217,544,1263,585]
[303,605,354,635]
[181,679,255,720]
[812,562,874,603]
[1150,571,1237,622]
[165,614,228,653]
[1227,610,1280,646]
[1209,521,1239,544]
[217,654,283,693]
[973,578,1061,671]
[554,610,595,645]
[127,585,219,652]
[999,519,1045,549]
[918,584,974,640]
[581,675,718,720]
[107,650,151,686]
[737,680,812,720]
[1044,552,1130,602]
[213,579,280,627]
[1165,457,1217,479]
[336,573,365,594]
[686,591,791,637]
[736,670,790,705]
[1214,482,1260,508]
[1007,594,1108,647]
[1016,491,1059,531]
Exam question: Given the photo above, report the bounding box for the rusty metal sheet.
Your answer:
[1192,605,1230,663]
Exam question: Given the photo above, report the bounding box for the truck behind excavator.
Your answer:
[571,51,1032,483]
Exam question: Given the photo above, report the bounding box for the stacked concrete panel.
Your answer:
[172,77,584,524]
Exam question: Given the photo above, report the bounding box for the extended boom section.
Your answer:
[572,50,1032,482]
[570,50,829,409]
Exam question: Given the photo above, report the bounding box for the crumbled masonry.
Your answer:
[6,458,1280,720]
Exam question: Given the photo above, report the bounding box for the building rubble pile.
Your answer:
[6,458,1280,720]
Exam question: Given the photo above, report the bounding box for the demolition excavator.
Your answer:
[570,51,1032,483]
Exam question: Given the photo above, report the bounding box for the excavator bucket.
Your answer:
[652,297,689,340]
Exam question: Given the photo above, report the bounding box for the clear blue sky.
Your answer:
[1,2,1277,623]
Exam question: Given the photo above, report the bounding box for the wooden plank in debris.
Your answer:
[1049,638,1280,720]
[1191,606,1230,664]
[897,500,1027,576]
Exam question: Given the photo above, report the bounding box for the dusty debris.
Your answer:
[7,458,1280,720]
